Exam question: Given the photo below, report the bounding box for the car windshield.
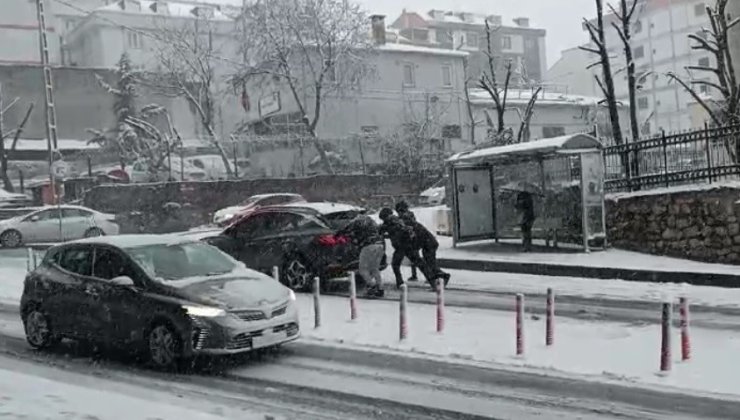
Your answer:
[125,242,236,281]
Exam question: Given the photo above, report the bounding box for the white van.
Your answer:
[185,155,232,180]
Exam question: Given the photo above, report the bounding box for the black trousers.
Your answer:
[521,220,534,251]
[392,247,435,286]
[411,243,443,280]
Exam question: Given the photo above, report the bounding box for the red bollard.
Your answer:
[399,284,408,341]
[679,297,691,361]
[313,277,321,329]
[436,278,445,333]
[660,302,672,372]
[516,293,525,356]
[546,288,554,347]
[349,272,358,321]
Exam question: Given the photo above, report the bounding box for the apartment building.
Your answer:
[389,9,547,84]
[0,0,61,65]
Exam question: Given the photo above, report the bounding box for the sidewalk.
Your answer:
[410,207,740,286]
[296,294,740,400]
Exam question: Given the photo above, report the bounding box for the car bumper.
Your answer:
[186,301,300,356]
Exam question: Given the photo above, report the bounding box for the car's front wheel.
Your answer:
[23,308,60,349]
[0,229,23,248]
[147,323,183,370]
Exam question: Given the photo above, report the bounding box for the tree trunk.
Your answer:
[0,83,13,192]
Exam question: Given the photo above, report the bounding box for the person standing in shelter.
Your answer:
[395,201,450,289]
[337,213,386,298]
[515,191,536,252]
[379,208,435,289]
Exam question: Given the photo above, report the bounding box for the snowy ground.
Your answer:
[295,294,740,399]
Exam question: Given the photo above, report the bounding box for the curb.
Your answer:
[437,257,740,288]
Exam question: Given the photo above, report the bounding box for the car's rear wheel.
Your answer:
[0,229,22,248]
[84,227,105,238]
[282,256,315,292]
[147,323,182,370]
[23,308,60,349]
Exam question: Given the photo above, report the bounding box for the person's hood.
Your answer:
[167,267,291,310]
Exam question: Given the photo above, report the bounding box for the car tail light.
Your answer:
[316,234,349,246]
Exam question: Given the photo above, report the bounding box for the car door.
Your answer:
[20,209,63,243]
[53,244,101,339]
[228,212,275,270]
[91,246,149,344]
[61,208,94,240]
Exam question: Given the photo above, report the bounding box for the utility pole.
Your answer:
[35,0,63,238]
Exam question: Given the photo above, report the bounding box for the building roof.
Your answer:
[378,42,468,58]
[468,88,611,107]
[447,133,602,165]
[97,0,231,20]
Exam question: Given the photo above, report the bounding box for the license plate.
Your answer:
[252,331,288,349]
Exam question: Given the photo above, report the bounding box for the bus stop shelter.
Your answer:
[446,133,606,252]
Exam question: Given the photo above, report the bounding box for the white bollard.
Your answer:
[313,277,321,329]
[349,272,358,321]
[26,248,33,272]
[272,266,279,282]
[399,283,408,341]
[32,250,38,269]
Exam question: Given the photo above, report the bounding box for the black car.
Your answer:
[190,202,387,291]
[20,235,300,369]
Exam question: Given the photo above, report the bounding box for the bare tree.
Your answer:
[478,20,513,139]
[150,12,234,177]
[667,0,739,129]
[0,84,34,192]
[608,0,641,141]
[581,0,625,145]
[515,87,543,143]
[235,0,376,174]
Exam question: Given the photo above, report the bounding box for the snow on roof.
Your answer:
[607,181,740,202]
[72,233,197,248]
[448,133,602,164]
[378,43,469,58]
[469,89,608,107]
[0,189,27,199]
[281,202,365,214]
[97,0,231,21]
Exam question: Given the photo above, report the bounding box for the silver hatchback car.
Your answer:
[0,205,119,247]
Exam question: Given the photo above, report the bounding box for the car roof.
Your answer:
[68,234,195,249]
[31,205,98,213]
[279,202,365,215]
[251,193,304,200]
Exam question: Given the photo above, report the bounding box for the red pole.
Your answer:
[660,302,672,372]
[436,278,445,333]
[679,297,691,361]
[313,277,321,329]
[516,293,525,356]
[349,272,358,321]
[546,288,554,347]
[399,283,408,341]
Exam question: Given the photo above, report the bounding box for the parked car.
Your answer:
[0,189,33,208]
[213,193,306,227]
[420,178,447,206]
[129,158,208,183]
[185,154,232,180]
[0,205,119,248]
[20,235,299,369]
[190,202,387,291]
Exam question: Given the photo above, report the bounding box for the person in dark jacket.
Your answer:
[379,207,435,288]
[515,191,536,252]
[395,201,450,288]
[337,214,386,297]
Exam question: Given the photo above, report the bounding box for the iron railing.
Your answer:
[604,124,740,192]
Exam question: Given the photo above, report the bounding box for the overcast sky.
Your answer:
[355,0,596,68]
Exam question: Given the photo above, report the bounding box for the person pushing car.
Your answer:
[395,201,450,289]
[378,207,436,289]
[337,213,386,298]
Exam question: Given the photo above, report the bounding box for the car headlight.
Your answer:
[288,290,296,301]
[184,305,226,318]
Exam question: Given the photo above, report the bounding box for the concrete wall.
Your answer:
[606,186,740,265]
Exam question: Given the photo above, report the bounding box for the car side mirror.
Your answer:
[30,215,39,222]
[111,276,135,288]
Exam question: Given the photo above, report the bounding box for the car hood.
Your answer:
[0,215,24,226]
[170,269,290,310]
[421,186,445,197]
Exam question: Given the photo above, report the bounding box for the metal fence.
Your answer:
[604,124,740,192]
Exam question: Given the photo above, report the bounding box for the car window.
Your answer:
[290,213,327,231]
[126,242,236,282]
[27,209,61,222]
[323,211,362,229]
[190,159,205,169]
[230,213,273,239]
[93,247,138,281]
[62,209,92,218]
[57,246,93,276]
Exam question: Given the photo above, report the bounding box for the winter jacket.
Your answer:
[398,210,438,250]
[337,215,383,248]
[515,192,536,224]
[379,215,414,250]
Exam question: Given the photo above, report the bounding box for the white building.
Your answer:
[553,0,719,135]
[0,0,61,65]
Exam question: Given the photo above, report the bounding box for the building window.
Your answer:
[466,32,478,48]
[502,36,512,50]
[633,45,645,59]
[637,97,649,109]
[542,126,565,139]
[699,84,709,94]
[442,125,462,139]
[361,126,379,136]
[698,57,710,67]
[441,65,452,87]
[634,20,642,34]
[402,63,415,87]
[127,31,143,49]
[695,3,706,16]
